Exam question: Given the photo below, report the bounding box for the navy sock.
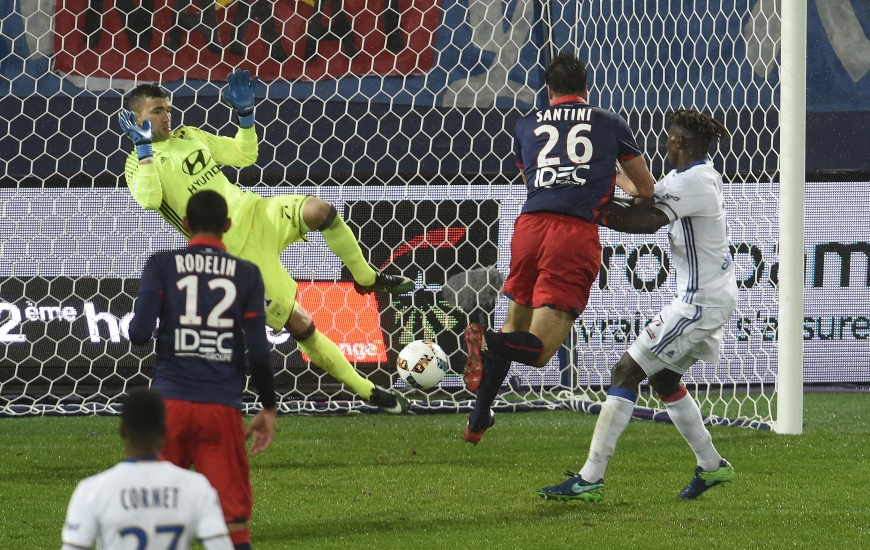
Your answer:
[486,330,544,366]
[234,543,253,550]
[468,351,512,430]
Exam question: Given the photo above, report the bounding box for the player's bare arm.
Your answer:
[245,406,277,457]
[616,155,655,198]
[603,198,669,233]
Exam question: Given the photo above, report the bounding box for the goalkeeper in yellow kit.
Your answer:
[118,69,411,413]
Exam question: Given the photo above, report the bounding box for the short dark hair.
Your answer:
[128,84,169,114]
[545,52,588,97]
[186,190,228,234]
[668,110,731,146]
[121,389,166,441]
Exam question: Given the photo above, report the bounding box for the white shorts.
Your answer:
[628,298,736,376]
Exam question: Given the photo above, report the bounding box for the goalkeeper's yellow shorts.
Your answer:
[233,194,312,330]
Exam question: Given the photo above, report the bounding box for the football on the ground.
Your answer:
[397,340,449,390]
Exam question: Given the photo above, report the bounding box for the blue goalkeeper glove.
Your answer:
[222,69,258,128]
[117,110,153,160]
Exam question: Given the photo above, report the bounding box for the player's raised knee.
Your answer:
[302,197,337,232]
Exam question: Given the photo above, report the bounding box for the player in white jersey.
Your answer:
[61,390,233,550]
[539,110,737,502]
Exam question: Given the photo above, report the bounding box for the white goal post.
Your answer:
[0,0,828,431]
[776,0,806,435]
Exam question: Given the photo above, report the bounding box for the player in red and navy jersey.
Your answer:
[462,51,656,444]
[128,190,276,550]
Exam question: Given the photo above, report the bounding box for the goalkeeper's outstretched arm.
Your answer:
[209,69,261,175]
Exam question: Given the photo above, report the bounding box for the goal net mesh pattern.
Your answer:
[1,1,781,427]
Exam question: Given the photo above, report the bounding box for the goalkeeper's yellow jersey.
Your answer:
[124,125,261,254]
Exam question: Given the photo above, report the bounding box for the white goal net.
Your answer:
[1,0,795,427]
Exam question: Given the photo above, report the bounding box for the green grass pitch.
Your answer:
[2,392,869,549]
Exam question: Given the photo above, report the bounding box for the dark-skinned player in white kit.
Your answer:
[539,110,737,502]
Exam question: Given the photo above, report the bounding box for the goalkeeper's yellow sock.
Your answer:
[295,329,375,400]
[320,216,377,287]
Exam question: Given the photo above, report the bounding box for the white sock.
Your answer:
[579,395,635,482]
[665,392,722,471]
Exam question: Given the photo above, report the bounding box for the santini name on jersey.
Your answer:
[174,253,237,277]
[535,107,591,122]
